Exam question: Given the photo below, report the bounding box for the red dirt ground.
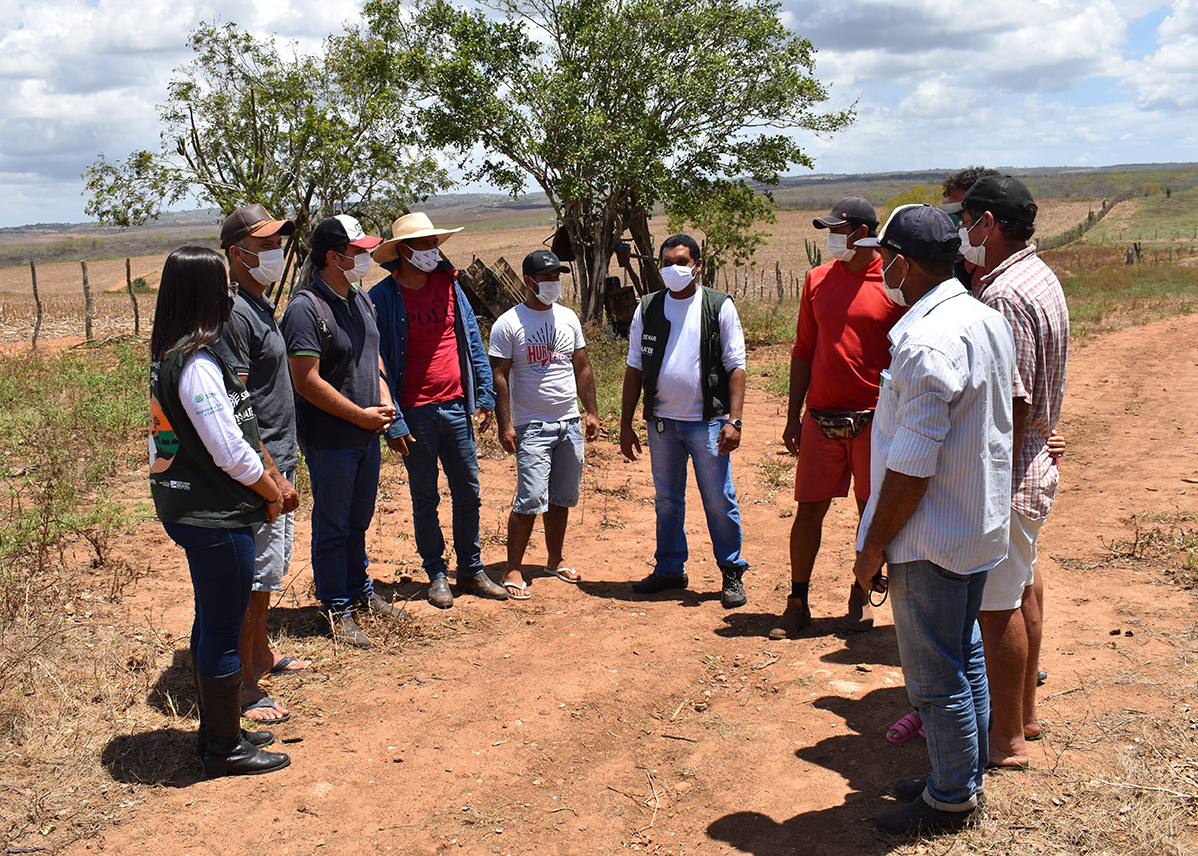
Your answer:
[35,312,1198,855]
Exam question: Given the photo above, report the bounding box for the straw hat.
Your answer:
[373,213,463,263]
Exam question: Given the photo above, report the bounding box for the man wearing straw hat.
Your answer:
[370,213,507,609]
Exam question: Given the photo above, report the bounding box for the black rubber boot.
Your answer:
[193,662,274,759]
[197,668,290,777]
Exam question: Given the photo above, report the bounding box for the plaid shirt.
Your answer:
[977,245,1069,519]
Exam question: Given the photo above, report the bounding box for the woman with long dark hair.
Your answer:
[149,246,290,777]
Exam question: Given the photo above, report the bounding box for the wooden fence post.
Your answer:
[81,260,94,341]
[30,260,43,349]
[125,257,140,336]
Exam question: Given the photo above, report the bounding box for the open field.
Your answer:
[1081,190,1198,245]
[0,200,1118,345]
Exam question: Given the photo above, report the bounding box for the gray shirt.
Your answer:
[214,287,299,473]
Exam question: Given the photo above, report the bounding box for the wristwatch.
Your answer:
[728,418,743,430]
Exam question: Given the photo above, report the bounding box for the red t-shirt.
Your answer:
[791,256,907,412]
[399,271,464,408]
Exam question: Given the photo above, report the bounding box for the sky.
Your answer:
[0,0,1195,228]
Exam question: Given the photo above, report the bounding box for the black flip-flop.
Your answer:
[269,656,310,677]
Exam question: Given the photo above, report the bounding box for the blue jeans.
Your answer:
[889,560,990,810]
[645,417,749,578]
[163,521,254,678]
[306,440,380,614]
[401,399,484,580]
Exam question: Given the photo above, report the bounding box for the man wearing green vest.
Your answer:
[619,234,750,608]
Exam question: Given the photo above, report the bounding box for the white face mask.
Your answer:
[826,232,856,262]
[405,245,441,272]
[959,223,987,268]
[241,247,286,285]
[661,263,695,292]
[340,251,374,283]
[534,278,562,305]
[882,256,908,306]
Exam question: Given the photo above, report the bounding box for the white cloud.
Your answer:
[1123,0,1198,110]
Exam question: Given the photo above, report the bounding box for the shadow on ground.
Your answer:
[708,686,929,855]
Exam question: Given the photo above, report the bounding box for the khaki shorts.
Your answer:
[980,509,1043,611]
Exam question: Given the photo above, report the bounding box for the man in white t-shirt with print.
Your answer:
[489,250,601,599]
[620,233,751,608]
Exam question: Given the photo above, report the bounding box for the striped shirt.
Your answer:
[857,279,1015,575]
[977,245,1069,520]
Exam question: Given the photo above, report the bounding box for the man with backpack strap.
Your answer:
[281,215,399,648]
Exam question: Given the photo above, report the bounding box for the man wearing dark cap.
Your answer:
[369,213,505,609]
[281,215,399,648]
[960,176,1068,770]
[851,204,1015,835]
[487,250,600,599]
[770,197,906,639]
[214,204,305,722]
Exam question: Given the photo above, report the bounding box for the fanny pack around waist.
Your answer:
[808,408,874,440]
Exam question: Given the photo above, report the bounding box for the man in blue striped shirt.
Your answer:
[852,205,1015,836]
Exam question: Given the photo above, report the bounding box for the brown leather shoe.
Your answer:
[456,571,509,600]
[332,612,372,648]
[768,597,811,639]
[428,577,454,609]
[847,584,874,631]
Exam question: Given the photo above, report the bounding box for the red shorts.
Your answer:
[794,409,873,503]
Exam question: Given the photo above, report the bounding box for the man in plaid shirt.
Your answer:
[959,175,1069,769]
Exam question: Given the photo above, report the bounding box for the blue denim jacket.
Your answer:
[368,263,495,440]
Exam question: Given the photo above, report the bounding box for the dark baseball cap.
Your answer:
[523,249,570,278]
[310,214,383,260]
[961,175,1038,224]
[855,204,962,262]
[220,204,296,249]
[813,196,879,230]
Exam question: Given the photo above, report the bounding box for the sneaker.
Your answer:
[456,571,509,600]
[721,569,747,609]
[847,583,874,631]
[893,778,986,812]
[768,597,812,639]
[632,573,689,594]
[876,795,979,836]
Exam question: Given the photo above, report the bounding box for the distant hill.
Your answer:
[3,163,1195,269]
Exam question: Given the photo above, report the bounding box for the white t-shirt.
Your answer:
[489,302,586,426]
[626,291,746,421]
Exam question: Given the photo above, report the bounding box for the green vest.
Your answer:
[638,286,731,421]
[150,346,266,528]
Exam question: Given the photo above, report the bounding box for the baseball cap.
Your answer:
[961,175,1038,224]
[855,204,962,262]
[220,204,296,249]
[522,249,570,278]
[310,214,383,259]
[813,197,879,230]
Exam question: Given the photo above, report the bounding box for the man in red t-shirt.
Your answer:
[370,213,507,609]
[771,197,906,639]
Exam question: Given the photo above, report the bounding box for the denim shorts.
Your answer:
[513,418,585,515]
[249,469,294,593]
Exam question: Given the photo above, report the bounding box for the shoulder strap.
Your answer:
[296,286,337,352]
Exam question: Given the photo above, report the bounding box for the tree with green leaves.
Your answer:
[362,0,851,322]
[83,21,448,293]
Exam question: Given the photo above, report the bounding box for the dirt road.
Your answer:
[46,313,1198,855]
